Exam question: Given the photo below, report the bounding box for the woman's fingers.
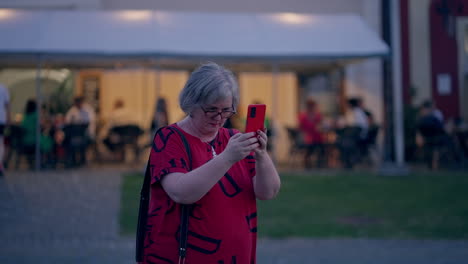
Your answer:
[251,130,267,152]
[225,132,263,161]
[257,134,267,147]
[231,133,258,146]
[256,130,267,140]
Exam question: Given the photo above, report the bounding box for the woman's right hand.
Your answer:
[221,132,259,163]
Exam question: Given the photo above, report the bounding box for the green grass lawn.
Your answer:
[120,171,468,239]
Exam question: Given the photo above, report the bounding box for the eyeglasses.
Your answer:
[200,105,236,119]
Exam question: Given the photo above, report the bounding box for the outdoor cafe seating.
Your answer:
[63,124,89,168]
[286,125,380,169]
[104,124,145,162]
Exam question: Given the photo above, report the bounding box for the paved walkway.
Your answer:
[1,169,467,264]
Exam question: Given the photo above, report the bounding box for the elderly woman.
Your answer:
[141,62,280,263]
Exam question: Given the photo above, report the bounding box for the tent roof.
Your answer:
[0,9,388,68]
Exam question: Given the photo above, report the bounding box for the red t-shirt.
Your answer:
[143,124,257,264]
[298,112,324,144]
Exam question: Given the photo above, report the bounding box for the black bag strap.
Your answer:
[169,127,193,264]
[135,125,192,262]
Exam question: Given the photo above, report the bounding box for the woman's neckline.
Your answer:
[174,121,219,143]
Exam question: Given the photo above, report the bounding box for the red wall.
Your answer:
[429,0,468,118]
[400,0,411,105]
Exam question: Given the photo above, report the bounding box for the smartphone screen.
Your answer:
[245,104,266,133]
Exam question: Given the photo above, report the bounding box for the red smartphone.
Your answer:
[245,104,266,133]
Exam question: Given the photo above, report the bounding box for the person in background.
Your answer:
[65,96,96,139]
[416,101,449,169]
[140,62,280,263]
[150,97,169,135]
[417,103,445,138]
[20,99,53,169]
[357,98,375,127]
[101,99,139,156]
[0,83,9,176]
[64,96,95,167]
[298,97,325,168]
[20,100,37,168]
[421,100,444,124]
[52,113,66,166]
[345,97,369,139]
[357,98,380,163]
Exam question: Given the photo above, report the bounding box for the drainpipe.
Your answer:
[391,0,405,167]
[380,0,408,175]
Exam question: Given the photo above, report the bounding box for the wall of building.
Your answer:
[409,0,432,106]
[457,18,468,120]
[429,0,468,119]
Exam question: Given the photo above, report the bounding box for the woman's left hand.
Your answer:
[254,129,268,156]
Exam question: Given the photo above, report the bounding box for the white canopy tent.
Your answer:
[0,9,387,66]
[0,9,389,170]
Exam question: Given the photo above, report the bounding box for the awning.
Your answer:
[0,9,388,68]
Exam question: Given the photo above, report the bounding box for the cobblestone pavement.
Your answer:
[0,168,133,264]
[1,169,468,264]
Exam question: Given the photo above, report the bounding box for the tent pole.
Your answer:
[35,55,43,172]
[271,63,279,165]
[391,0,405,167]
[379,0,408,175]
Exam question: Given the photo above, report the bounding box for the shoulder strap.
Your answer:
[135,125,192,262]
[167,126,192,263]
[168,126,192,170]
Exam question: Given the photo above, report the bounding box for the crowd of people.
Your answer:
[1,94,151,170]
[415,100,467,169]
[0,79,465,172]
[293,95,467,170]
[295,96,378,169]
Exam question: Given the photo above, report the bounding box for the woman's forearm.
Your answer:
[161,152,234,204]
[253,153,281,200]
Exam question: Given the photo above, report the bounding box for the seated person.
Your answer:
[345,97,369,140]
[64,97,96,167]
[298,97,325,168]
[65,96,96,139]
[416,102,451,169]
[100,99,141,159]
[20,99,54,169]
[417,103,445,141]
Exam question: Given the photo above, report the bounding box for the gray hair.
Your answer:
[179,62,239,114]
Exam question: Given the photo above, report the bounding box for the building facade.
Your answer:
[403,0,467,121]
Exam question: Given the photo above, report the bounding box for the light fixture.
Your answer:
[0,9,16,20]
[116,10,152,22]
[273,13,313,25]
